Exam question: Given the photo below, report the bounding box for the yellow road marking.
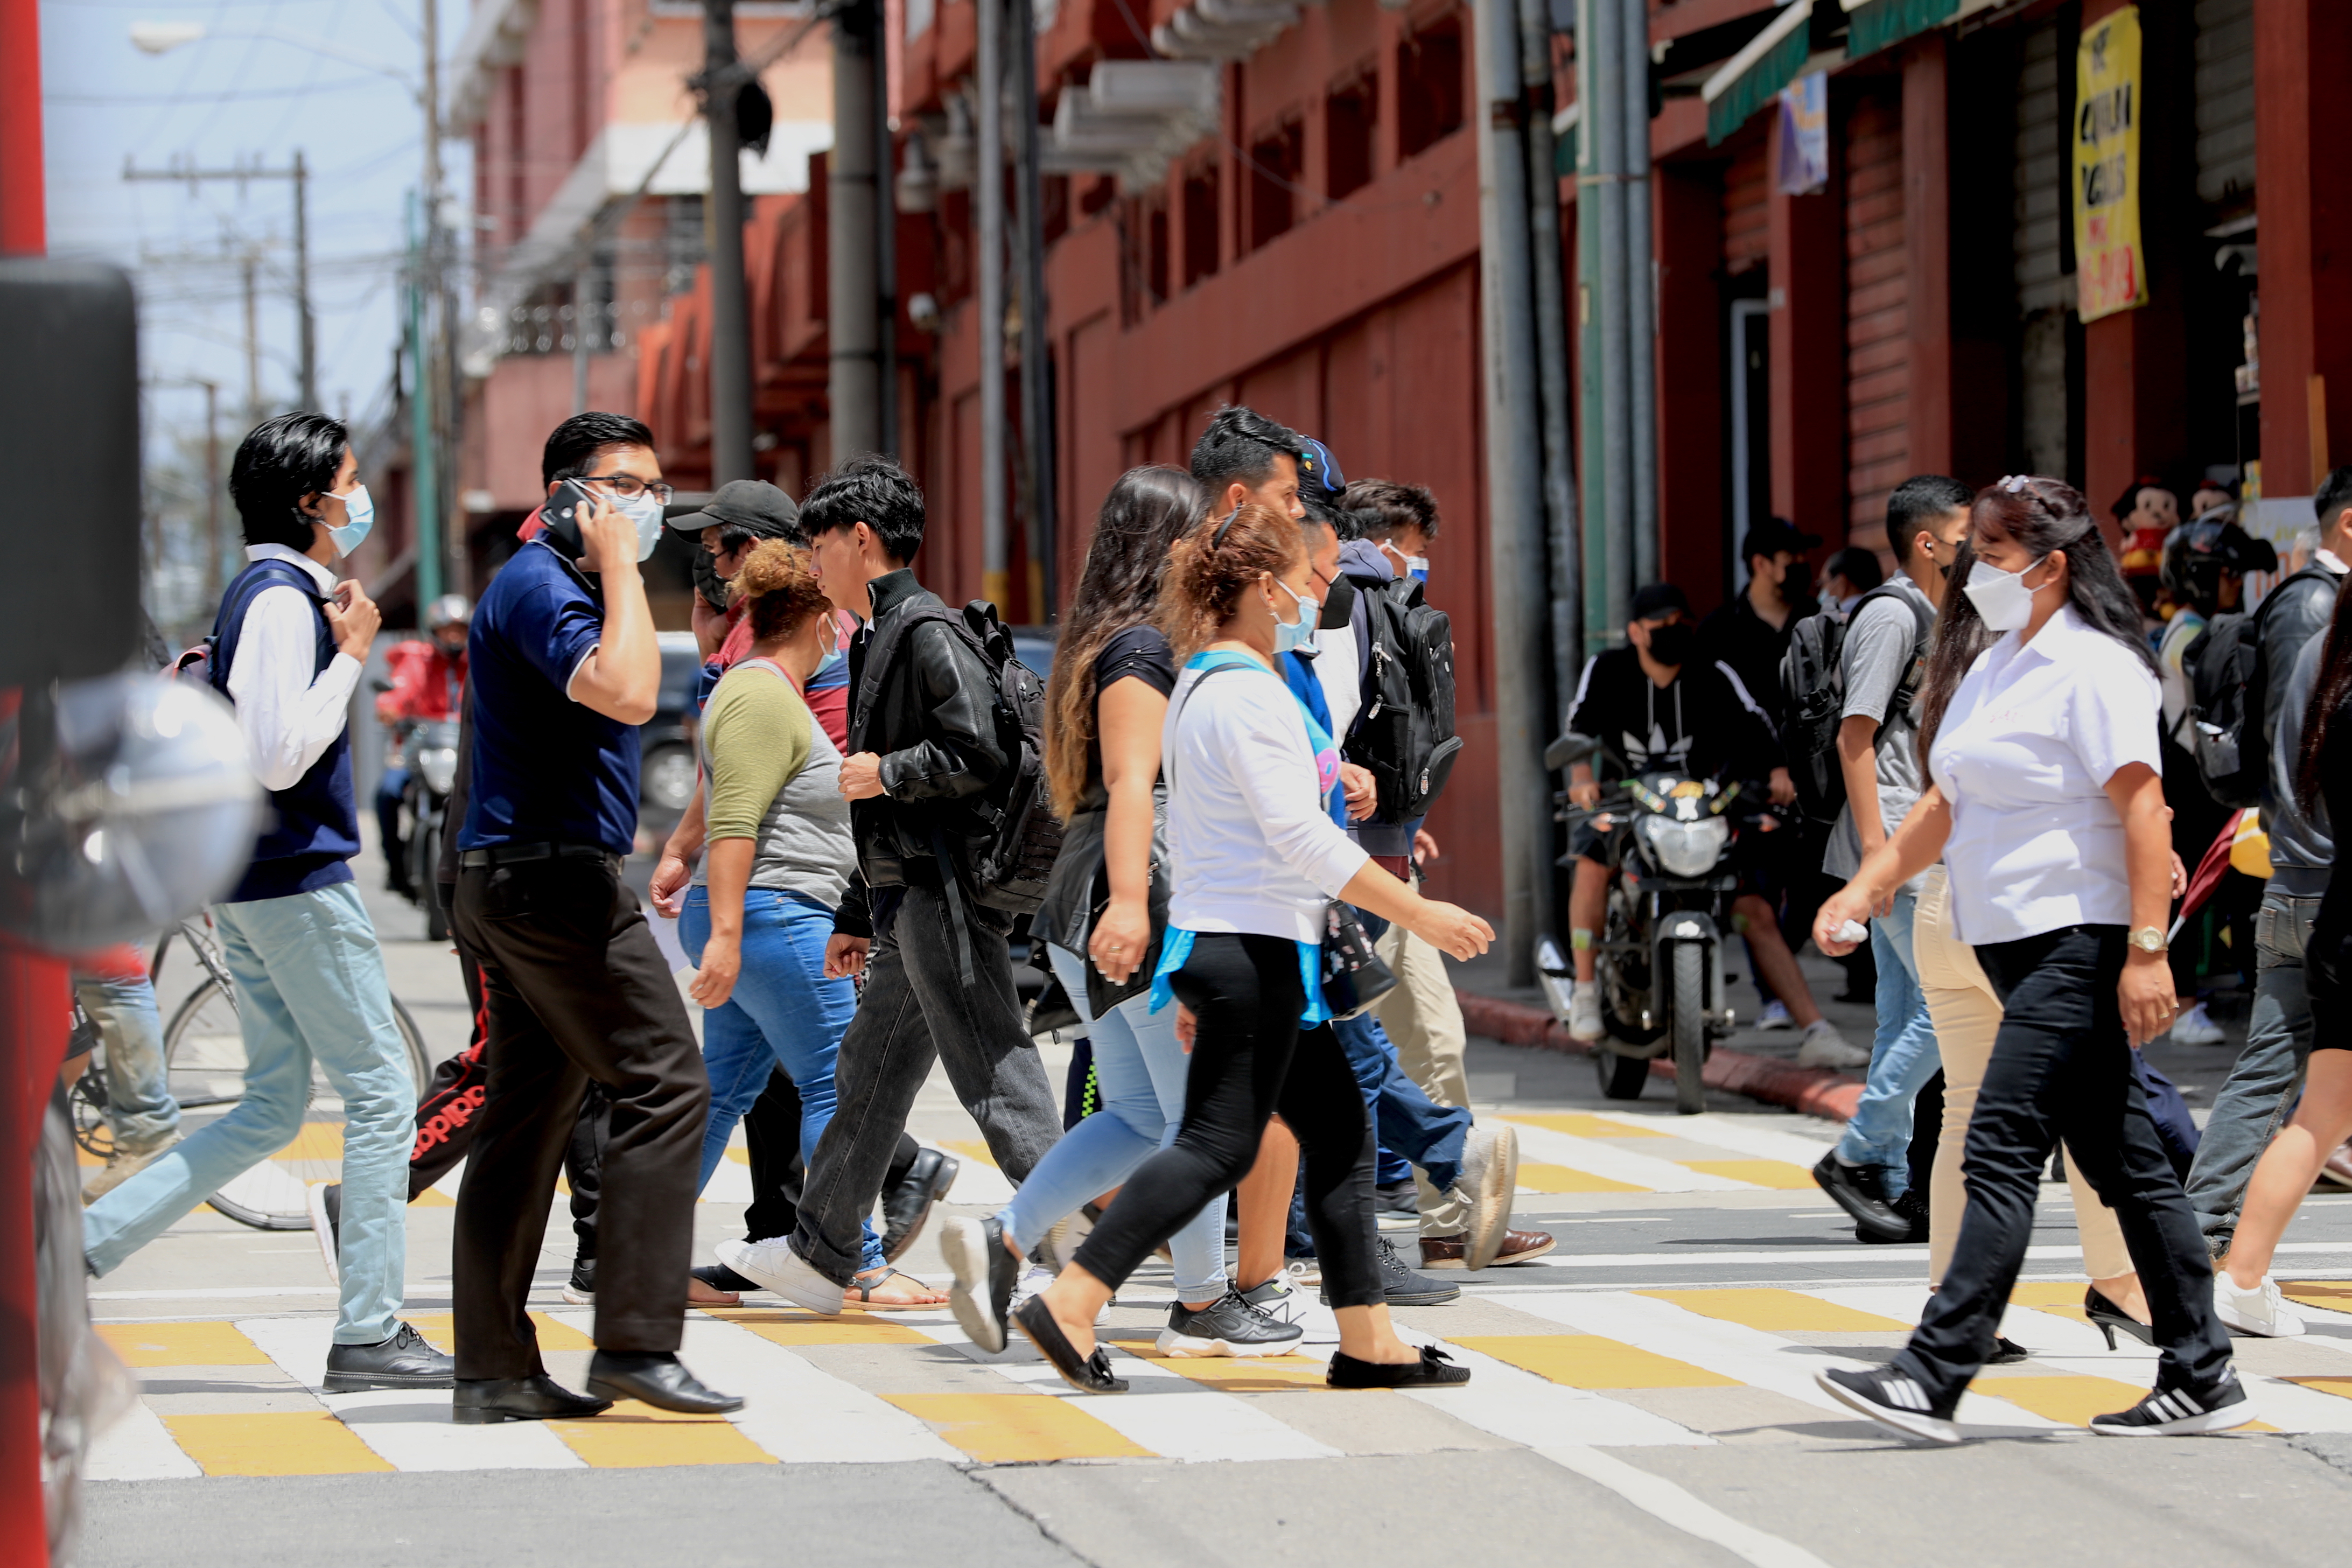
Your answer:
[1969,1374,2162,1427]
[1516,1161,1648,1194]
[406,1313,457,1354]
[939,1139,997,1168]
[163,1411,394,1475]
[725,1146,751,1165]
[884,1393,1153,1461]
[96,1320,270,1367]
[276,1123,345,1161]
[733,1317,935,1347]
[1676,1160,1817,1191]
[2008,1280,2092,1323]
[1504,1114,1665,1138]
[2284,1377,2352,1402]
[412,1187,455,1207]
[550,1403,775,1467]
[1636,1289,1910,1332]
[2281,1280,2352,1313]
[1110,1340,1333,1389]
[1452,1334,1738,1389]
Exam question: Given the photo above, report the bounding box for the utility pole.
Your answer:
[241,250,261,422]
[702,0,755,485]
[977,0,1008,611]
[1621,0,1656,590]
[1011,0,1053,617]
[408,191,440,607]
[200,379,220,602]
[1515,0,1578,721]
[829,0,881,457]
[872,0,898,460]
[125,157,316,412]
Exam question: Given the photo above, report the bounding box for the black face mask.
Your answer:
[1644,621,1696,667]
[1318,574,1356,629]
[694,547,730,611]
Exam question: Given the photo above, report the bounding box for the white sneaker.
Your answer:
[1237,1273,1340,1344]
[1755,999,1794,1032]
[1797,1020,1870,1070]
[1567,984,1602,1042]
[1455,1123,1521,1271]
[716,1237,844,1316]
[2170,1002,2227,1046]
[2215,1273,2306,1338]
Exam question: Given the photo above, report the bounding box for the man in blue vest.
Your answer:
[81,412,452,1392]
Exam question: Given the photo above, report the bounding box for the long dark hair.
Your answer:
[2295,577,2352,813]
[1044,466,1201,820]
[1914,477,2155,762]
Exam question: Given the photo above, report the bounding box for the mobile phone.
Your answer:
[540,478,601,555]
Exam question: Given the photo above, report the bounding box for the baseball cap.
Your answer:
[1296,436,1347,502]
[1631,583,1690,621]
[1740,517,1822,563]
[663,479,802,542]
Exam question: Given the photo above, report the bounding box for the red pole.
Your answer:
[0,0,44,255]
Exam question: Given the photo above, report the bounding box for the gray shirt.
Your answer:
[2268,628,2334,898]
[1824,574,1934,891]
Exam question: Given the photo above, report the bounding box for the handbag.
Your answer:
[1319,898,1397,1020]
[1082,849,1164,1017]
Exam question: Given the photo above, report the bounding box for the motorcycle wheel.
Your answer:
[1670,942,1707,1115]
[1594,1045,1649,1101]
[417,820,448,941]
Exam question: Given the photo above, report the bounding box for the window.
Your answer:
[1326,74,1377,200]
[1397,16,1466,161]
[1121,190,1170,325]
[1183,159,1221,288]
[1248,120,1305,250]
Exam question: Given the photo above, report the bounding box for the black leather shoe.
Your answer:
[452,1374,612,1424]
[881,1147,961,1262]
[323,1322,456,1392]
[693,1261,758,1294]
[1813,1152,1912,1243]
[584,1352,745,1414]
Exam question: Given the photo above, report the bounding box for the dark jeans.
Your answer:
[1892,925,2234,1409]
[1333,1013,1469,1193]
[450,856,710,1378]
[789,881,1060,1284]
[376,768,409,886]
[733,1069,923,1245]
[1074,933,1384,1309]
[2186,886,2320,1255]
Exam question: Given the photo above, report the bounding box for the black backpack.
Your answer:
[1344,575,1461,821]
[2183,563,2332,809]
[1779,585,1933,831]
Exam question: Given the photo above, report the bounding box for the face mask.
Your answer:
[1962,555,2049,633]
[1405,556,1430,581]
[1643,621,1695,666]
[618,491,665,562]
[325,484,374,558]
[1271,578,1319,655]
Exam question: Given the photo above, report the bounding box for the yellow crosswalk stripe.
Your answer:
[1504,1114,1666,1139]
[1635,1290,1911,1332]
[162,1411,395,1475]
[939,1139,997,1167]
[2281,1280,2352,1313]
[1967,1375,2160,1427]
[884,1393,1154,1461]
[1110,1340,1333,1390]
[1452,1334,1740,1389]
[96,1320,271,1367]
[549,1403,778,1467]
[1517,1161,1649,1194]
[1675,1160,1817,1190]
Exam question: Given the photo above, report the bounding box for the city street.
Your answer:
[72,858,2352,1567]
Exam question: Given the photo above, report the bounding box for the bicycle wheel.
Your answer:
[165,975,436,1230]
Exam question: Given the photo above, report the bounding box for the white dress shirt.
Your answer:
[1927,603,2163,946]
[226,543,362,791]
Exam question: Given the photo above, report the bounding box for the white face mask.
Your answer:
[1962,554,2050,633]
[617,490,665,562]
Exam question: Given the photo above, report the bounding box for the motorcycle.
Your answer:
[394,716,460,941]
[1541,731,1772,1115]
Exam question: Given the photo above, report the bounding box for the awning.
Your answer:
[1843,0,1957,61]
[1703,2,1815,147]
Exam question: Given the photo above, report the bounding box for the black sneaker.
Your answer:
[323,1322,456,1392]
[1326,1236,1460,1307]
[1157,1290,1306,1358]
[2089,1368,2255,1436]
[1815,1364,1961,1445]
[1812,1152,1912,1243]
[1856,1187,1929,1245]
[564,1256,595,1305]
[692,1261,757,1294]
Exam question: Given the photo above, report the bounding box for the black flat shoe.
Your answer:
[692,1261,757,1294]
[1327,1345,1472,1389]
[452,1374,612,1424]
[1013,1296,1127,1393]
[2085,1286,2156,1349]
[1987,1335,2031,1366]
[881,1147,962,1262]
[584,1352,745,1414]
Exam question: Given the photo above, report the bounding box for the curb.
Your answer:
[1454,990,1865,1123]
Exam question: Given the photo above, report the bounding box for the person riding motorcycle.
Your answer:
[374,594,470,897]
[1561,583,1854,1064]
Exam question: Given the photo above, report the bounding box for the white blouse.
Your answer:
[1927,604,2162,946]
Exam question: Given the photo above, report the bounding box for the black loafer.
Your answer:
[693,1262,758,1294]
[1013,1296,1127,1393]
[452,1374,612,1424]
[323,1322,455,1392]
[583,1352,745,1414]
[881,1147,962,1262]
[1326,1345,1472,1389]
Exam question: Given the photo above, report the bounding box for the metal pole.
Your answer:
[292,149,314,409]
[1575,0,1608,658]
[202,379,222,604]
[872,0,898,460]
[409,191,441,607]
[1621,0,1656,590]
[830,1,881,456]
[1473,0,1551,985]
[572,264,591,415]
[1590,0,1631,635]
[1011,0,1053,617]
[703,0,754,484]
[1515,0,1578,720]
[977,0,1009,611]
[241,251,261,423]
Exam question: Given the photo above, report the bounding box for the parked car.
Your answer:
[640,632,704,820]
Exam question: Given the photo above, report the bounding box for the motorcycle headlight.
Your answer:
[1637,814,1730,878]
[415,746,459,797]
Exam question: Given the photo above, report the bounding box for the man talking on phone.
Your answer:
[449,412,738,1423]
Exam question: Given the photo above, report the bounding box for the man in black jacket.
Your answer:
[718,456,1062,1313]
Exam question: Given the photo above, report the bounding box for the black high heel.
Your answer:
[2084,1286,2155,1348]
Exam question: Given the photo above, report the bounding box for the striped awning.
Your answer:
[1843,0,1958,60]
[1703,2,1815,146]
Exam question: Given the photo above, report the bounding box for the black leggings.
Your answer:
[1072,932,1383,1308]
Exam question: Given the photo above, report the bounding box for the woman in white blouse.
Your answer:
[1809,476,2245,1444]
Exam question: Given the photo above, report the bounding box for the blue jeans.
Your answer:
[83,882,414,1345]
[2186,885,2320,1254]
[73,969,179,1149]
[681,885,884,1272]
[1003,945,1227,1300]
[1835,887,1941,1198]
[1332,1012,1469,1194]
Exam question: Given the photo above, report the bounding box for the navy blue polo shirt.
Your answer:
[459,538,639,857]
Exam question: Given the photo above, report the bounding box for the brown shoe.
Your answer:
[1420,1229,1556,1270]
[2319,1141,2352,1192]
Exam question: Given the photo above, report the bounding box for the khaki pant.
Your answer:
[1372,918,1473,1237]
[1912,865,2133,1287]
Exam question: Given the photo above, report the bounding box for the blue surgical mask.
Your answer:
[326,483,374,558]
[1405,555,1430,582]
[1271,578,1319,654]
[618,490,665,562]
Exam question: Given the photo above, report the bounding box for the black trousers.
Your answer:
[1894,924,2234,1408]
[1073,933,1383,1308]
[734,1069,921,1245]
[450,856,709,1378]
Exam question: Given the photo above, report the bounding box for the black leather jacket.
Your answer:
[834,569,1006,935]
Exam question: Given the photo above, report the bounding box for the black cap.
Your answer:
[1631,583,1690,621]
[1740,516,1822,564]
[663,479,801,542]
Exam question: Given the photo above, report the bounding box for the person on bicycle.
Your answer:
[373,594,470,897]
[1560,582,1857,1067]
[81,412,452,1394]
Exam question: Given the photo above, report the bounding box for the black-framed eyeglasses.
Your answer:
[580,473,676,506]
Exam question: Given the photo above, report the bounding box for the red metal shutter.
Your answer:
[1844,87,1907,555]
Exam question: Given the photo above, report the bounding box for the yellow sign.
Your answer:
[2074,5,2147,322]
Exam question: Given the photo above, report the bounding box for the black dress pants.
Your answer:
[451,856,709,1379]
[1893,923,2234,1409]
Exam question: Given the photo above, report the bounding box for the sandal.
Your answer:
[843,1268,950,1311]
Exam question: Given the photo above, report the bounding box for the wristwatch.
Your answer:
[2128,926,2168,955]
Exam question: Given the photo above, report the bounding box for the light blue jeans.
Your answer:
[680,885,884,1273]
[1835,887,1941,1199]
[83,881,415,1345]
[1006,944,1228,1301]
[74,969,179,1150]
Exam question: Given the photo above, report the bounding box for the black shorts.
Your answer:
[2306,909,2352,1051]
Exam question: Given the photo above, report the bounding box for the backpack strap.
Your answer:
[209,558,329,699]
[1847,583,1935,740]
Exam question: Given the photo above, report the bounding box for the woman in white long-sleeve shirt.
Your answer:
[1013,502,1493,1394]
